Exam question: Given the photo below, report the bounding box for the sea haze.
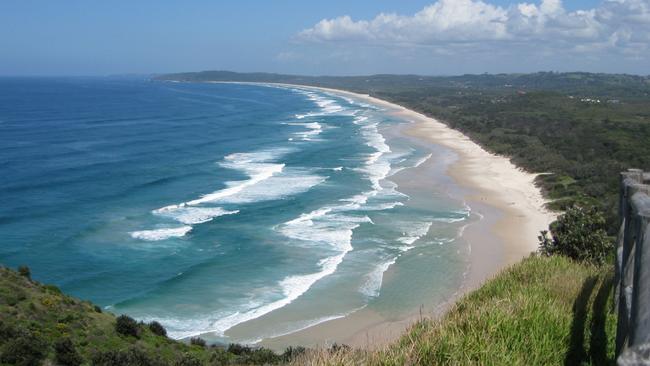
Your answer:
[0,78,469,343]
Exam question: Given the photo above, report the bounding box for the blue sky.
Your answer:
[1,0,647,76]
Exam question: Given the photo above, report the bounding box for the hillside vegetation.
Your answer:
[0,266,296,366]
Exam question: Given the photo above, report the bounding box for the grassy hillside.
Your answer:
[0,266,293,366]
[292,255,617,365]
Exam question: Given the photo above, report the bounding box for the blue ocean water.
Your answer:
[0,78,469,342]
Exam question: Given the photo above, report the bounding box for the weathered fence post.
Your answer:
[616,169,650,365]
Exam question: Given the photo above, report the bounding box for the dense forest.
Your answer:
[156,71,650,233]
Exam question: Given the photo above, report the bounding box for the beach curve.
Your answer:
[215,82,557,349]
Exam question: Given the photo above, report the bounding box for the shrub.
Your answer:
[539,205,613,264]
[329,343,351,353]
[174,353,202,366]
[94,305,102,313]
[92,347,164,366]
[222,344,281,364]
[242,348,280,364]
[115,314,140,338]
[209,347,232,366]
[148,321,167,337]
[44,284,62,294]
[41,296,56,308]
[6,291,26,306]
[0,330,48,366]
[54,338,83,366]
[17,266,30,280]
[282,346,306,361]
[190,337,206,347]
[0,321,17,342]
[56,322,69,333]
[59,313,75,323]
[226,343,250,355]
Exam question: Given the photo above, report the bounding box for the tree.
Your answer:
[148,321,167,337]
[539,205,612,264]
[115,315,139,338]
[189,337,206,347]
[54,338,83,366]
[0,330,48,366]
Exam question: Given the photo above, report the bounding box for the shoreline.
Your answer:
[212,81,557,349]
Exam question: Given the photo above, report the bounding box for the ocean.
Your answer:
[0,78,471,344]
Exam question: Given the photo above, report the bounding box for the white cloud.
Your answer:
[298,0,650,55]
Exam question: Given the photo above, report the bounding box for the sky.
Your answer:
[0,0,648,76]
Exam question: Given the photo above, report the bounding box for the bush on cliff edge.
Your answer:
[539,205,613,264]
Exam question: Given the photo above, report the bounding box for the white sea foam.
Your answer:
[360,258,397,297]
[249,197,374,333]
[352,115,394,192]
[358,220,434,297]
[278,207,371,252]
[125,85,470,342]
[187,151,287,205]
[413,153,433,168]
[153,207,239,225]
[286,121,324,141]
[203,254,347,337]
[367,202,404,211]
[433,217,467,223]
[388,152,433,177]
[130,226,192,241]
[133,148,326,241]
[396,221,433,252]
[182,150,325,205]
[293,90,347,119]
[155,249,354,339]
[229,174,328,204]
[148,87,404,336]
[431,209,471,224]
[165,150,325,206]
[241,307,365,345]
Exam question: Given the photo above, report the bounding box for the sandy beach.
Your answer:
[301,84,556,265]
[218,82,557,350]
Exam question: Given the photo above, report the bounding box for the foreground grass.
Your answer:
[293,255,616,365]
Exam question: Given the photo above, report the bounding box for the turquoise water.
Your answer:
[0,78,468,343]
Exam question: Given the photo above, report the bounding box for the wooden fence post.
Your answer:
[616,170,650,364]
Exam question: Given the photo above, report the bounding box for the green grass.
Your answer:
[293,255,617,365]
